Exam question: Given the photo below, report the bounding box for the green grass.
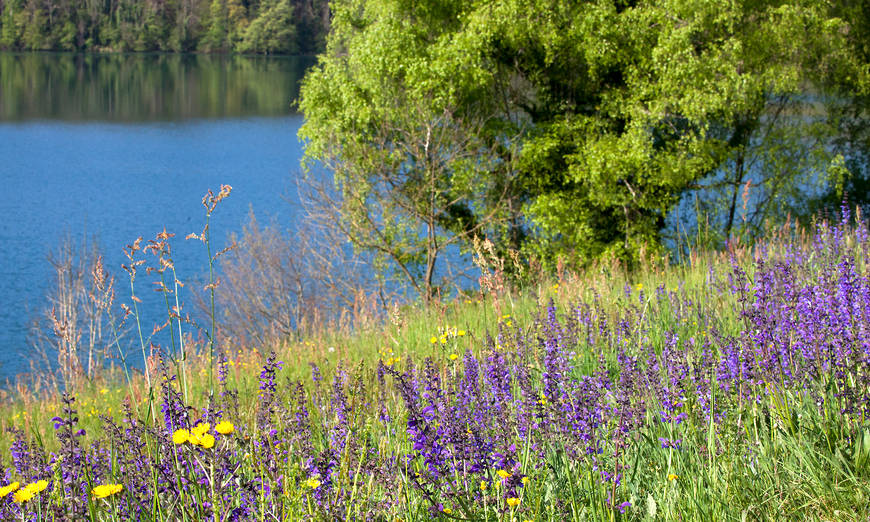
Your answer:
[0,244,734,456]
[2,222,870,520]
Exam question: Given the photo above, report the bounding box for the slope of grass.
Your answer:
[1,214,869,520]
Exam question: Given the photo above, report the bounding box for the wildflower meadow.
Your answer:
[2,196,870,521]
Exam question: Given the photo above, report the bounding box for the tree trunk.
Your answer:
[725,150,745,239]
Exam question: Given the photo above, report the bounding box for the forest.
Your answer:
[0,0,329,54]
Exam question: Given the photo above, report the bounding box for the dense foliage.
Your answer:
[299,0,870,296]
[0,0,328,54]
[3,213,870,520]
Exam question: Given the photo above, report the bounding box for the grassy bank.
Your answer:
[1,210,869,520]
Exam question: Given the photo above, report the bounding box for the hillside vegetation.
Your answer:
[1,208,869,520]
[0,0,328,54]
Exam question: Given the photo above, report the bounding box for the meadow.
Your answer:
[1,198,870,521]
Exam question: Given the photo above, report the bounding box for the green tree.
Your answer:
[226,0,248,48]
[20,0,49,49]
[0,0,25,50]
[170,0,205,52]
[290,0,328,54]
[204,0,229,50]
[300,0,866,292]
[816,0,870,217]
[299,0,521,300]
[479,0,861,262]
[238,0,295,54]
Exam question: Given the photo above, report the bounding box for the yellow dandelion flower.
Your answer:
[449,353,458,361]
[215,421,234,435]
[11,480,47,504]
[197,433,216,449]
[99,388,108,394]
[430,336,438,344]
[0,482,19,498]
[191,423,210,438]
[172,429,189,445]
[668,473,678,481]
[92,484,123,498]
[28,480,48,493]
[457,330,466,336]
[521,476,529,485]
[507,497,521,507]
[12,489,33,503]
[304,478,321,489]
[497,469,511,479]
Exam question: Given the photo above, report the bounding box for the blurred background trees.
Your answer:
[0,0,329,53]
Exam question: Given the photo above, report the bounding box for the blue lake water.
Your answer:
[0,53,313,381]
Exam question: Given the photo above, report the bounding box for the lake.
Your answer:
[0,52,315,381]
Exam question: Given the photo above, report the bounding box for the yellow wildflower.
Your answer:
[305,478,321,489]
[480,480,487,491]
[12,480,47,504]
[443,507,452,514]
[449,353,458,361]
[497,469,511,479]
[191,423,210,438]
[92,484,123,498]
[507,497,521,507]
[99,388,108,394]
[215,421,234,435]
[28,480,48,493]
[12,489,33,503]
[430,336,438,344]
[521,476,529,485]
[457,330,466,336]
[172,429,189,445]
[0,482,19,498]
[193,433,216,449]
[668,473,678,481]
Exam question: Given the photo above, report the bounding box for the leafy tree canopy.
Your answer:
[299,0,868,296]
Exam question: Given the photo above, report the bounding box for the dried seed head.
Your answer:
[91,256,106,291]
[202,184,233,213]
[156,227,174,241]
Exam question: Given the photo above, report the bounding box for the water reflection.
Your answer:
[0,52,315,121]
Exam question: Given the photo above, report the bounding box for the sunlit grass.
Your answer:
[1,193,869,520]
